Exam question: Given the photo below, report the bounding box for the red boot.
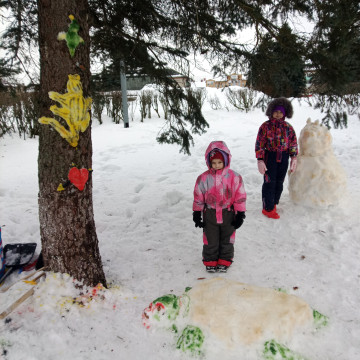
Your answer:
[262,208,280,219]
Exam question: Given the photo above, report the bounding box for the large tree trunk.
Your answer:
[37,0,106,287]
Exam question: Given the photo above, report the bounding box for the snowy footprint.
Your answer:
[134,183,145,193]
[131,196,141,204]
[157,176,168,182]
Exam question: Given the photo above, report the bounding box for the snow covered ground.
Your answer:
[0,88,360,360]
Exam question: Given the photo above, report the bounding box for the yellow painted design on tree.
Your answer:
[39,74,92,147]
[57,183,65,192]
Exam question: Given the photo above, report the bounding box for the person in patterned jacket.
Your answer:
[192,141,247,273]
[255,97,298,219]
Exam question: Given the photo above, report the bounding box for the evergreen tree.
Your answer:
[0,0,38,86]
[0,58,20,90]
[37,0,106,286]
[309,1,360,95]
[1,0,316,153]
[247,23,306,98]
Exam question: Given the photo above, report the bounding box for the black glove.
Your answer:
[193,211,204,228]
[231,211,245,229]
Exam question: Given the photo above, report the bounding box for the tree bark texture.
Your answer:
[37,0,106,286]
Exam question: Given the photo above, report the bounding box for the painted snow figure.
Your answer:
[289,119,347,208]
[255,97,298,219]
[192,141,246,273]
[142,293,188,330]
[142,277,328,359]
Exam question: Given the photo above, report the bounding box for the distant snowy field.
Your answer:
[0,88,359,360]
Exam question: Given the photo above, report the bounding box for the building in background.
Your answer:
[206,74,246,88]
[170,74,191,88]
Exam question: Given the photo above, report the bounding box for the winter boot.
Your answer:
[262,208,280,219]
[206,266,217,273]
[216,265,229,273]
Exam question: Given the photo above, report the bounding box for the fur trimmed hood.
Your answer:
[265,97,293,119]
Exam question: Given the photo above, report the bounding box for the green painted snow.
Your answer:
[152,294,180,321]
[171,324,178,334]
[180,293,190,317]
[176,325,204,355]
[263,340,308,360]
[313,309,329,329]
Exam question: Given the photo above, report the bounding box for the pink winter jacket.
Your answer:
[193,141,247,224]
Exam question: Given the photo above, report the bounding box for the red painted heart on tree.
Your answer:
[68,167,89,191]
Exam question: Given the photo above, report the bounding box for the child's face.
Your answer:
[211,159,224,170]
[272,110,284,119]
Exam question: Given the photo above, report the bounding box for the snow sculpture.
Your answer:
[289,119,347,208]
[143,277,328,358]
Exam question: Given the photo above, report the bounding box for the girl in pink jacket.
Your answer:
[193,141,247,273]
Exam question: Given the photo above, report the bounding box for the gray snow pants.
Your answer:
[202,208,236,266]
